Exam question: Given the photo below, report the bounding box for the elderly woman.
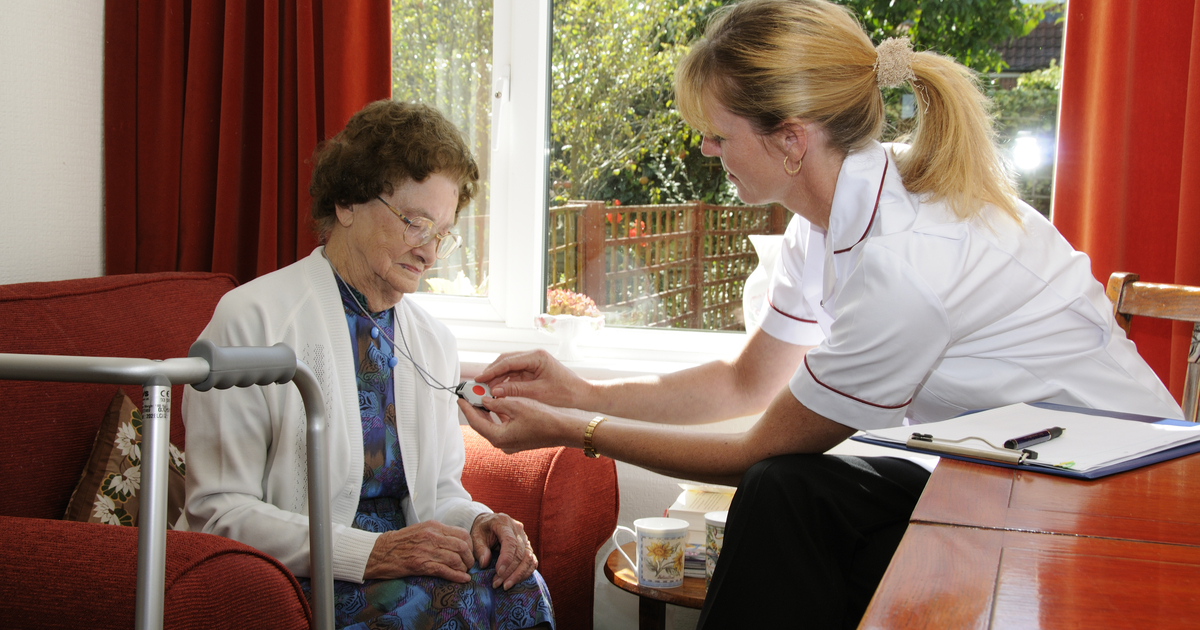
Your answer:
[462,1,1182,628]
[181,100,553,629]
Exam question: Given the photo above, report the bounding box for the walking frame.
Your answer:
[0,340,335,630]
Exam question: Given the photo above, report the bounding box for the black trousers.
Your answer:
[697,454,931,629]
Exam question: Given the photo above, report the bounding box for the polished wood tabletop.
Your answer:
[911,454,1200,545]
[604,542,706,630]
[863,524,1200,630]
[862,454,1200,629]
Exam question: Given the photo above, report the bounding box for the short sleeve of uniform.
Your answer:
[790,243,952,430]
[758,216,825,346]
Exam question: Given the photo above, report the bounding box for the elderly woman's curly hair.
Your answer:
[309,100,480,242]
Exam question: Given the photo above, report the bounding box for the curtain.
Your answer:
[104,0,391,284]
[1054,0,1200,401]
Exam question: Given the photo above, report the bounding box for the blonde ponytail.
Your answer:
[898,51,1019,223]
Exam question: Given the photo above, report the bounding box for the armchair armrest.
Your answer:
[0,516,309,630]
[460,426,618,630]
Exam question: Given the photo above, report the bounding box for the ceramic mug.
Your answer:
[613,517,689,588]
[704,510,727,588]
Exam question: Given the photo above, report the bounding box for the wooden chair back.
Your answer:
[1105,272,1200,422]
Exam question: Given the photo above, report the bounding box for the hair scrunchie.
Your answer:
[874,37,916,89]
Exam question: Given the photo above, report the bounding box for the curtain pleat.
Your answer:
[179,3,226,274]
[1054,0,1200,400]
[103,2,139,275]
[104,0,391,284]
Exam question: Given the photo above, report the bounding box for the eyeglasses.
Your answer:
[375,195,463,259]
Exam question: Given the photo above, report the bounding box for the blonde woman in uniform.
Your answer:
[462,1,1182,627]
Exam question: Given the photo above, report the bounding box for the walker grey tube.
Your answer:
[0,354,208,630]
[135,377,172,630]
[0,349,319,630]
[0,354,210,385]
[294,360,334,630]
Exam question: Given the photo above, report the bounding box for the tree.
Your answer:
[989,60,1063,215]
[990,60,1061,143]
[845,0,1047,74]
[551,0,730,206]
[392,0,493,289]
[554,0,1052,207]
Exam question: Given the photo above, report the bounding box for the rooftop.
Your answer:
[997,15,1064,73]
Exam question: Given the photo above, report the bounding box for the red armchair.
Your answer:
[0,272,617,629]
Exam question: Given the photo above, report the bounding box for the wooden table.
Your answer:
[604,542,707,630]
[861,454,1200,629]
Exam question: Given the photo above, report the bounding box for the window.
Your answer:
[547,0,781,333]
[396,0,746,367]
[397,0,1062,365]
[989,8,1065,219]
[392,0,494,297]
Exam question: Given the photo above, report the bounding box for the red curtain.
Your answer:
[1054,0,1200,401]
[104,0,391,284]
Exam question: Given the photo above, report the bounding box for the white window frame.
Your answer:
[408,0,750,373]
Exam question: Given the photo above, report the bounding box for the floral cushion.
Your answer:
[63,390,186,528]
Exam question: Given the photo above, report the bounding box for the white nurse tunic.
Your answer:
[756,142,1183,431]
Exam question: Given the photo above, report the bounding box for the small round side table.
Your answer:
[603,542,707,630]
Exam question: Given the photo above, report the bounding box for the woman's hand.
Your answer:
[458,396,587,455]
[470,512,539,590]
[474,349,591,408]
[363,520,475,583]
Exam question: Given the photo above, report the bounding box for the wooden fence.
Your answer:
[548,201,788,330]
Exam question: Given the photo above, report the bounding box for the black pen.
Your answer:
[1004,426,1064,450]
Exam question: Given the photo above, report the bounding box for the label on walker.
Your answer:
[143,388,171,421]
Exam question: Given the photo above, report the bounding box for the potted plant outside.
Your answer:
[535,289,605,362]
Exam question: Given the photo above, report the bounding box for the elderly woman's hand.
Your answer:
[364,520,475,583]
[470,512,538,590]
[474,349,592,408]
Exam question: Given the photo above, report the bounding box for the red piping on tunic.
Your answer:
[833,151,889,255]
[803,354,912,410]
[768,295,817,323]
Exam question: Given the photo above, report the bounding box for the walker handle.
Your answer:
[188,340,297,391]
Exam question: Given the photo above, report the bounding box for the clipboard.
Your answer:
[851,402,1200,480]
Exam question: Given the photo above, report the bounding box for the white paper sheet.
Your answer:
[862,404,1199,472]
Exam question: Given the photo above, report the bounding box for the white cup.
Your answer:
[704,510,728,588]
[613,517,689,588]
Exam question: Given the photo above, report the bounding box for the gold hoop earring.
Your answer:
[783,155,802,175]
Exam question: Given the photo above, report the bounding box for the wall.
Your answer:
[0,1,105,284]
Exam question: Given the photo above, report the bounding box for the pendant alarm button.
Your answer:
[457,380,490,407]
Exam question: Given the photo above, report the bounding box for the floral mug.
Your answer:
[613,517,689,588]
[704,510,727,589]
